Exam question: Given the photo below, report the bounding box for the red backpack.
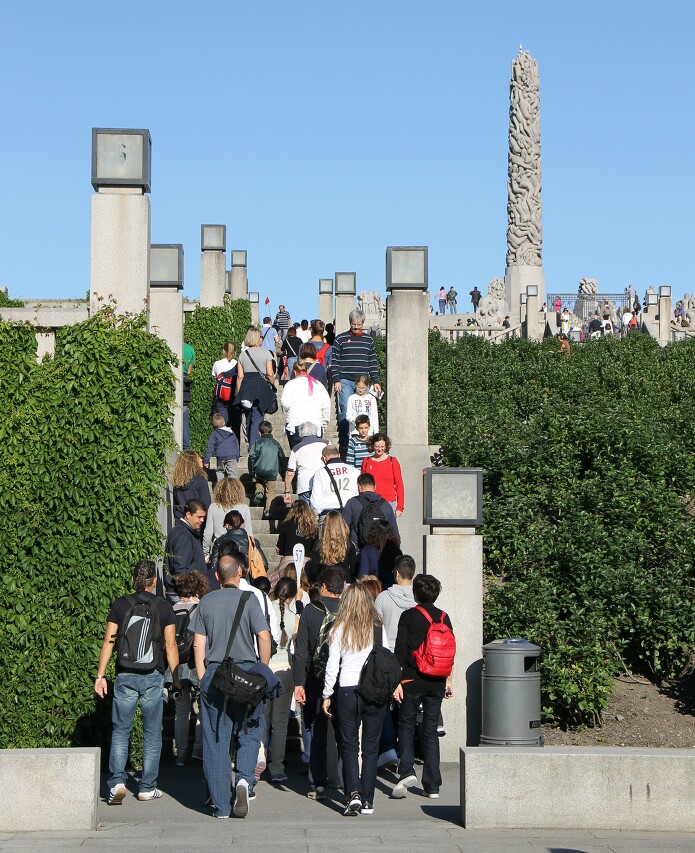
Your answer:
[314,343,330,366]
[215,369,237,402]
[412,606,456,677]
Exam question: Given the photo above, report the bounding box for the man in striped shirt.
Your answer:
[332,309,381,454]
[274,306,291,343]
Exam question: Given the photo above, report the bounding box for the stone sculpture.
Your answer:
[476,277,506,325]
[574,278,600,322]
[357,290,385,329]
[506,49,543,269]
[685,294,695,326]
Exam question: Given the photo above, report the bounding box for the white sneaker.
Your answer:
[108,783,126,805]
[137,788,162,801]
[233,779,249,818]
[391,774,417,799]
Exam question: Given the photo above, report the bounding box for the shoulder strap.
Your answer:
[324,464,344,509]
[373,624,382,648]
[309,601,329,616]
[247,350,264,374]
[222,591,252,661]
[263,593,269,620]
[416,604,434,625]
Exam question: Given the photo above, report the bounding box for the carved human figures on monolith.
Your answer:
[504,49,545,314]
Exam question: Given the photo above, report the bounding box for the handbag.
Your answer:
[211,591,267,719]
[247,350,278,414]
[247,535,268,579]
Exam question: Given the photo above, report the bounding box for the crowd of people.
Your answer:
[96,305,456,819]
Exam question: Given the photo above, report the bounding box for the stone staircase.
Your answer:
[232,385,339,577]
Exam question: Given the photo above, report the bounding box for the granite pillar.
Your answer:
[658,293,673,346]
[199,251,226,307]
[335,294,355,334]
[425,528,484,758]
[89,188,150,316]
[231,266,248,301]
[149,284,184,448]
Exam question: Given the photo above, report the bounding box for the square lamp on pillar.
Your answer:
[646,292,658,306]
[248,291,259,304]
[150,244,184,288]
[232,250,248,267]
[92,128,151,192]
[520,293,528,305]
[659,285,671,298]
[526,284,539,297]
[335,272,356,295]
[319,278,334,294]
[423,468,483,528]
[201,225,226,252]
[386,246,428,291]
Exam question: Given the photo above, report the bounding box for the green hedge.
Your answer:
[427,333,695,725]
[184,301,251,454]
[0,311,175,748]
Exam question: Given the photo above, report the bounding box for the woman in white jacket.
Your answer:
[321,583,389,817]
[280,360,330,450]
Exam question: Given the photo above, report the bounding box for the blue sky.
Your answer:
[2,1,692,320]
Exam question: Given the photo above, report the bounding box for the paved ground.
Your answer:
[2,760,695,852]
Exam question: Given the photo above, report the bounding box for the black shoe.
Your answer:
[360,800,374,815]
[343,792,361,816]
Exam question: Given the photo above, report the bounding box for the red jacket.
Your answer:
[361,455,404,513]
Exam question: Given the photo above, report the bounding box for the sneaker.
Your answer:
[307,785,325,801]
[249,790,257,801]
[425,790,440,799]
[437,725,446,737]
[254,492,265,506]
[107,783,126,805]
[254,757,266,781]
[360,800,374,815]
[191,753,204,762]
[343,792,361,816]
[175,750,186,767]
[213,812,230,819]
[271,773,288,784]
[137,789,162,801]
[391,773,417,799]
[233,779,249,818]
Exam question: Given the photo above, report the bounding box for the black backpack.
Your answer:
[115,594,163,671]
[309,601,334,681]
[357,625,402,704]
[174,603,197,666]
[356,495,387,547]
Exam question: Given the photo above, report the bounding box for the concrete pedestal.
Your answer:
[386,289,430,561]
[525,292,543,341]
[251,301,260,326]
[318,292,334,325]
[200,251,226,307]
[231,267,248,301]
[504,265,544,317]
[149,285,184,448]
[90,189,150,316]
[335,294,355,334]
[425,529,483,758]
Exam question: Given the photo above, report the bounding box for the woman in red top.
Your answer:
[361,433,404,517]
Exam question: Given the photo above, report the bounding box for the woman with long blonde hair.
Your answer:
[321,583,389,816]
[171,450,210,523]
[203,476,253,554]
[308,511,356,583]
[234,326,277,448]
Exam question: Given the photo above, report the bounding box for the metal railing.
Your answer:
[438,322,522,344]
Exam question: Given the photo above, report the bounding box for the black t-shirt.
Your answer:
[588,319,602,333]
[107,591,176,674]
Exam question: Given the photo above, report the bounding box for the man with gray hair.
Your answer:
[283,421,327,504]
[331,309,382,454]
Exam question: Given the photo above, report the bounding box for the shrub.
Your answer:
[428,333,695,726]
[184,301,251,454]
[0,311,175,748]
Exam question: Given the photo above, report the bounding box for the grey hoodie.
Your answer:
[375,584,415,651]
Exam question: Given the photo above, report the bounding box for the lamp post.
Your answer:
[249,290,260,326]
[149,244,184,447]
[318,278,334,325]
[89,128,152,316]
[658,285,673,346]
[423,466,484,755]
[200,225,226,308]
[230,250,248,301]
[335,272,356,333]
[525,283,542,340]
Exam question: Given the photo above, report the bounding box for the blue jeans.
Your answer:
[108,671,164,793]
[245,404,265,449]
[397,688,444,793]
[199,662,264,817]
[337,378,356,450]
[334,686,386,802]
